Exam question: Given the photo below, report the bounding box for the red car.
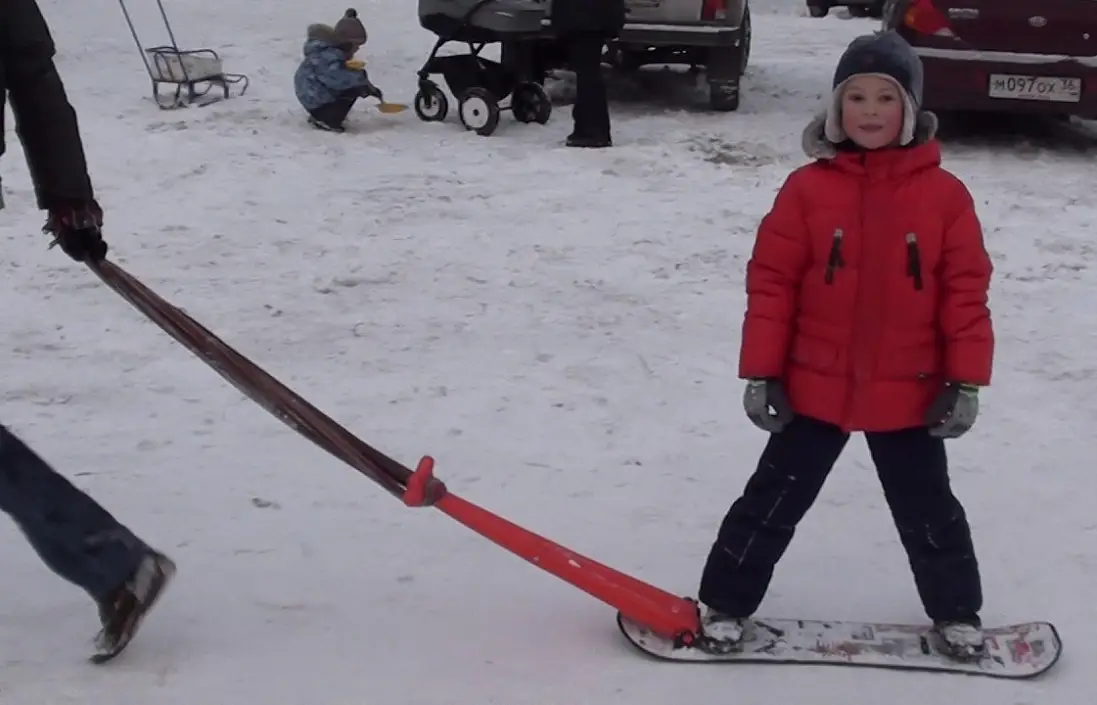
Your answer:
[883,0,1097,118]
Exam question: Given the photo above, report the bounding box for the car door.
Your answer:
[895,0,1097,56]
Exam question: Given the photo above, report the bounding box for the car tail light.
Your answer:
[903,0,955,36]
[702,0,728,21]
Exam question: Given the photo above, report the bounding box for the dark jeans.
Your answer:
[562,31,611,140]
[698,415,982,623]
[0,425,146,603]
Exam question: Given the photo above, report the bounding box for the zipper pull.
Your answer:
[824,228,845,284]
[905,232,923,291]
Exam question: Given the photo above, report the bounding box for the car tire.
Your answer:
[740,4,752,73]
[618,49,647,72]
[709,79,740,111]
[808,3,829,16]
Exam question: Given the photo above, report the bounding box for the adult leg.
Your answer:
[865,426,984,657]
[698,416,850,631]
[0,424,145,602]
[563,31,612,146]
[0,425,175,657]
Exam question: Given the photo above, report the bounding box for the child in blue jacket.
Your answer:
[294,8,383,132]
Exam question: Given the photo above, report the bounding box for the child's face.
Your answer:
[840,75,904,150]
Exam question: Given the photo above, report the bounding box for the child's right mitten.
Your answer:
[743,378,793,433]
[356,71,383,99]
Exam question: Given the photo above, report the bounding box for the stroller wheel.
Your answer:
[414,82,449,122]
[512,82,552,125]
[457,87,501,136]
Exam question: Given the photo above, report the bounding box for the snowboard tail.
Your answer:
[617,612,1061,679]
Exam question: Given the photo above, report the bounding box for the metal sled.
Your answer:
[118,0,249,109]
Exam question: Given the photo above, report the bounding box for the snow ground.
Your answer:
[2,0,1095,702]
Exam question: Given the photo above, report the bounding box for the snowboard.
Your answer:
[617,612,1061,679]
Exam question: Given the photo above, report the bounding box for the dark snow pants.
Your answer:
[309,76,383,128]
[0,425,146,603]
[698,415,982,623]
[562,31,612,141]
[309,92,359,128]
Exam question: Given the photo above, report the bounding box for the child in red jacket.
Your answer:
[695,31,993,661]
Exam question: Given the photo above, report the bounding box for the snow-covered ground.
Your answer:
[2,0,1095,702]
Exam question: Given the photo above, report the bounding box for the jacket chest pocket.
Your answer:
[806,216,945,292]
[886,226,945,331]
[895,222,944,292]
[806,215,856,279]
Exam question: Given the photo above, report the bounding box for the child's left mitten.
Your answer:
[925,382,979,439]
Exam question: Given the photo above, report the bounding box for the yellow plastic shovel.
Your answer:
[376,101,408,114]
[343,59,407,113]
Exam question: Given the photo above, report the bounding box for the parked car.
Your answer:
[605,0,752,111]
[807,0,884,18]
[882,0,1097,119]
[509,0,751,111]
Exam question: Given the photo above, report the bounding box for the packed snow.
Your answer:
[2,0,1094,702]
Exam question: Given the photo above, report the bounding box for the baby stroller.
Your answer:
[415,0,553,136]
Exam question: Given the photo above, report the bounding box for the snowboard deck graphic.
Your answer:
[617,612,1061,679]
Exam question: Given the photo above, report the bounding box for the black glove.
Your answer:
[359,75,383,100]
[44,200,107,262]
[925,382,979,439]
[743,378,793,433]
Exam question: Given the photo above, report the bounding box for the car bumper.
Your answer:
[915,46,1097,118]
[618,22,743,47]
[535,19,743,48]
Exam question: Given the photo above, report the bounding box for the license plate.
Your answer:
[988,74,1082,103]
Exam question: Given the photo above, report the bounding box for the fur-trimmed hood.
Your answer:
[800,109,939,161]
[307,23,343,45]
[306,9,367,50]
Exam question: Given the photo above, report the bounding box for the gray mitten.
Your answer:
[925,382,979,439]
[743,378,793,433]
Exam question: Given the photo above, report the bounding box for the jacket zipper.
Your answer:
[847,166,871,427]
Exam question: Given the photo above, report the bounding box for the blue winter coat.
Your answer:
[294,32,369,111]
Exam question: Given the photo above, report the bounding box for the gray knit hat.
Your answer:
[824,31,924,146]
[334,8,367,48]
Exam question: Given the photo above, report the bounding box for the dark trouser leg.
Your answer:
[865,427,982,623]
[564,31,611,141]
[309,91,360,129]
[0,425,146,603]
[698,416,849,616]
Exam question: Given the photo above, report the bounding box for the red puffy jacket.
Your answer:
[739,139,993,432]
